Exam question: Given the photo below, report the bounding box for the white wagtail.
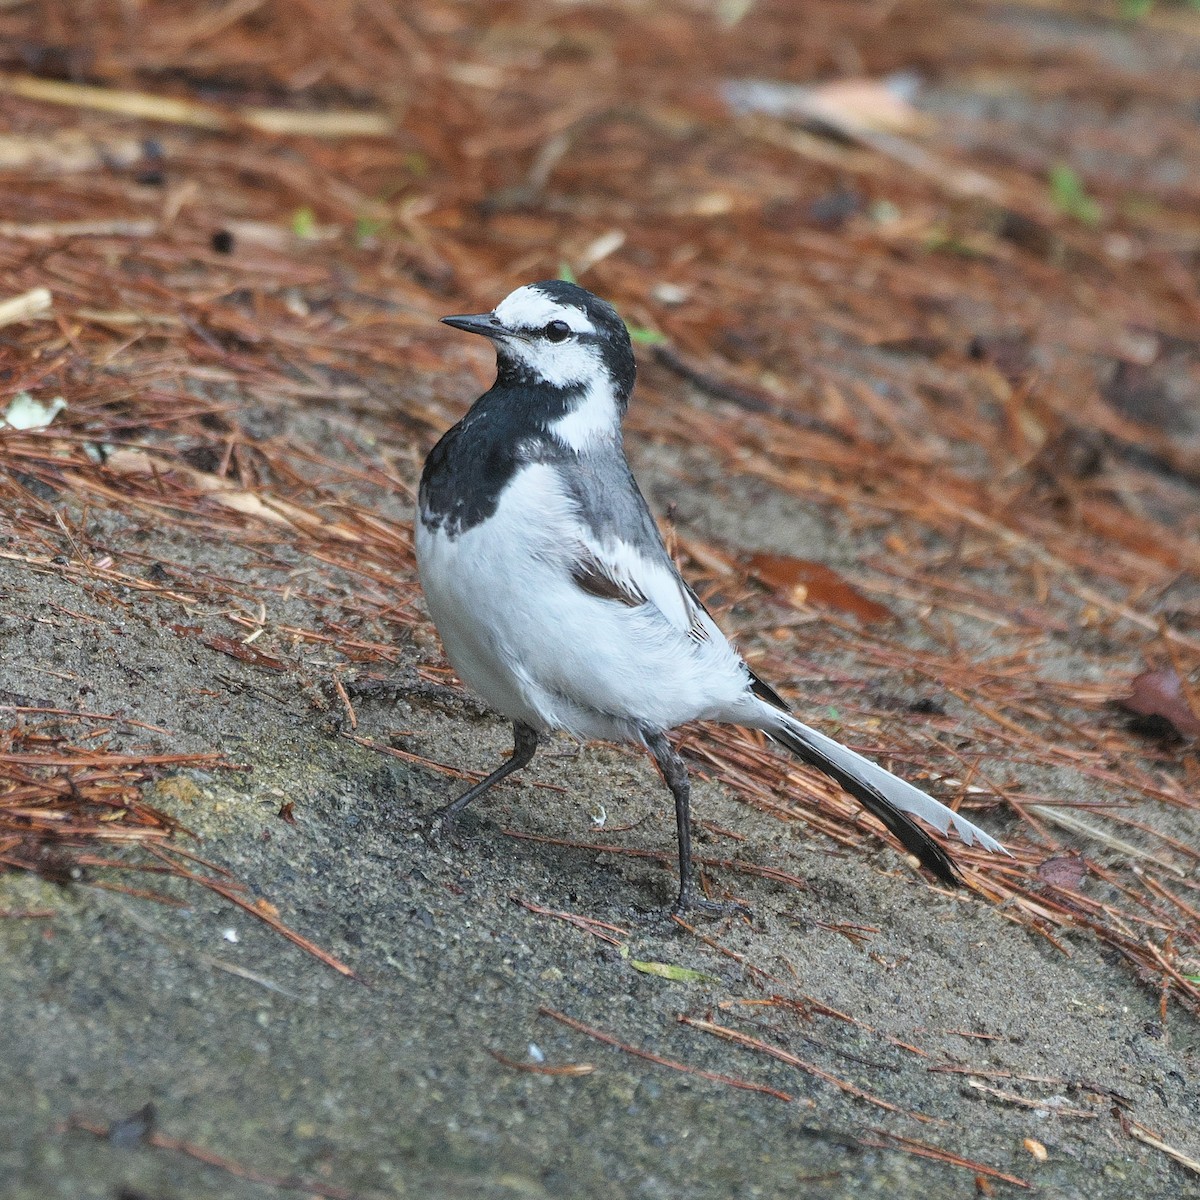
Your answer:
[415,280,1007,913]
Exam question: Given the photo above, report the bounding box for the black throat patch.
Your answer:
[419,381,584,538]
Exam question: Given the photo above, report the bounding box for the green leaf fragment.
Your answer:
[354,215,387,245]
[626,324,668,346]
[1048,164,1102,228]
[291,206,318,239]
[628,957,719,984]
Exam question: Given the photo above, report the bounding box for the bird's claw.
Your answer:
[421,809,465,849]
[671,892,752,920]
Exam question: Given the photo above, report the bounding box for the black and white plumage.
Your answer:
[415,280,1007,912]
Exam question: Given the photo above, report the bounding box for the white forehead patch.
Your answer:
[494,285,595,335]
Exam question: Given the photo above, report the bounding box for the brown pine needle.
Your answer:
[538,1006,794,1103]
[861,1128,1030,1189]
[671,913,782,986]
[346,733,568,794]
[63,1114,356,1199]
[142,845,360,981]
[486,1048,596,1076]
[1121,1117,1200,1177]
[0,73,392,138]
[678,1016,936,1122]
[965,1078,1095,1119]
[512,895,631,946]
[332,675,357,730]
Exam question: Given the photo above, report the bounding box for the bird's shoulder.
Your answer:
[557,462,715,642]
[418,385,562,538]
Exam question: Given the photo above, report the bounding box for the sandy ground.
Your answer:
[3,410,1198,1200]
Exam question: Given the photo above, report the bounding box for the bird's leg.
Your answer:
[426,721,539,842]
[645,731,748,917]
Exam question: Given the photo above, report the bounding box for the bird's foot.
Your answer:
[670,891,752,920]
[420,807,466,850]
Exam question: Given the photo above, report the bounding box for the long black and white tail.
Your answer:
[757,705,1008,886]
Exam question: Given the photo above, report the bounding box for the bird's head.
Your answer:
[442,281,637,449]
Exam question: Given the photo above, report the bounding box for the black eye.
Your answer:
[543,320,571,343]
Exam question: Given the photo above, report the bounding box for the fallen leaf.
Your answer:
[1119,668,1200,739]
[1036,855,1088,890]
[746,552,894,624]
[627,956,719,984]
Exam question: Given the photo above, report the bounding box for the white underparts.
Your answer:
[415,462,751,742]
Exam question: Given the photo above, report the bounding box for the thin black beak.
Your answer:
[441,312,504,338]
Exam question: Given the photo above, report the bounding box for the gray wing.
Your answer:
[561,454,710,642]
